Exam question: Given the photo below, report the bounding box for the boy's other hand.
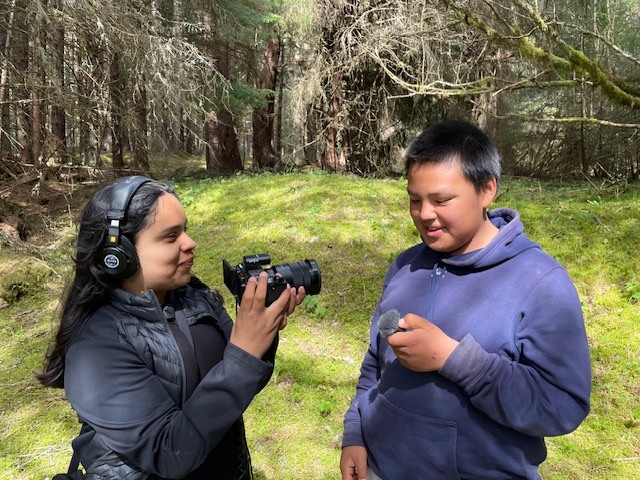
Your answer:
[340,445,368,480]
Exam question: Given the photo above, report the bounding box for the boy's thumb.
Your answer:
[399,313,423,330]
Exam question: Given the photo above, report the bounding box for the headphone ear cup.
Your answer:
[95,236,139,280]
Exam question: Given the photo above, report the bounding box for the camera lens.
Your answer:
[271,259,321,295]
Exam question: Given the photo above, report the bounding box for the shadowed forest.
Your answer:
[1,0,639,181]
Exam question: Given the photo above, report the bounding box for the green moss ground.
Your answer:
[1,173,638,479]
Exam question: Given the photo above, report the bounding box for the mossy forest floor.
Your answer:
[0,169,638,479]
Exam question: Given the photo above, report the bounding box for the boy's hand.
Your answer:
[340,445,368,480]
[386,314,459,372]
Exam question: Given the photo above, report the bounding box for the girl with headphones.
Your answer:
[38,176,305,479]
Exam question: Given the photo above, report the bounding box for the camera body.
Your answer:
[223,254,321,306]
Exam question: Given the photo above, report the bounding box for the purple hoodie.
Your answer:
[342,208,591,480]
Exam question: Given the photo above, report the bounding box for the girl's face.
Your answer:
[122,193,196,304]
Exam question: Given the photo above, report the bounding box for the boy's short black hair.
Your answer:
[405,120,501,192]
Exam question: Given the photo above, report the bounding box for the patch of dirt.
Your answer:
[0,171,102,249]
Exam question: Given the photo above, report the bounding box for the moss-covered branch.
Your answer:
[445,0,640,109]
[494,113,640,128]
[511,0,640,108]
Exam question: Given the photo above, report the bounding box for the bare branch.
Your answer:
[494,113,640,129]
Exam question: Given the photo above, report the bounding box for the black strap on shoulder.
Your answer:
[67,450,80,473]
[174,308,195,352]
[171,308,200,400]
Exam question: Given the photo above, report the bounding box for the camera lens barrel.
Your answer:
[223,255,322,305]
[271,259,321,295]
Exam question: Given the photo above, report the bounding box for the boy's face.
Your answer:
[407,157,497,255]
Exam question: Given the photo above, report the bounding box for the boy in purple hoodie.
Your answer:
[340,121,591,480]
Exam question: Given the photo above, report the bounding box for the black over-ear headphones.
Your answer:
[95,176,151,280]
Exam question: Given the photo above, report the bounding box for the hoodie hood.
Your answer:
[442,207,540,270]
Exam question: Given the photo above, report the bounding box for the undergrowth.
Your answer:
[0,173,638,479]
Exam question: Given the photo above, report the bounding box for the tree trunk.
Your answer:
[32,11,46,166]
[109,52,124,170]
[132,84,150,173]
[319,3,354,173]
[205,107,242,175]
[76,44,95,166]
[275,37,285,164]
[205,39,242,176]
[184,118,194,154]
[220,108,242,173]
[323,71,348,172]
[252,37,280,170]
[32,90,44,166]
[0,0,15,158]
[171,0,184,154]
[49,0,68,161]
[204,110,221,173]
[14,0,32,164]
[305,106,318,166]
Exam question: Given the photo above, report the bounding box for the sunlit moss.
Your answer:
[2,174,639,479]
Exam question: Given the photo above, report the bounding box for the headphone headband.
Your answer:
[107,176,152,222]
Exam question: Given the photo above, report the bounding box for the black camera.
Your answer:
[223,254,321,306]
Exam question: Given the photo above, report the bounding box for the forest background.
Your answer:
[0,0,639,478]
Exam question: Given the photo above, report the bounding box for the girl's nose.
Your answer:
[182,233,196,251]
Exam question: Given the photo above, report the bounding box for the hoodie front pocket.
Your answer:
[361,392,460,480]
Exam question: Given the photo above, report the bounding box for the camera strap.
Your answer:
[66,450,80,474]
[174,308,195,352]
[170,308,201,398]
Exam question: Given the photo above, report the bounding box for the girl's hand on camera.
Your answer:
[230,273,304,358]
[279,282,306,330]
[231,273,281,358]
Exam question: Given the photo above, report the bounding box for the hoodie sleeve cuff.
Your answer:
[438,333,490,388]
[341,420,365,448]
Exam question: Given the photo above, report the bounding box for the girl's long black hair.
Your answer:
[37,178,221,388]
